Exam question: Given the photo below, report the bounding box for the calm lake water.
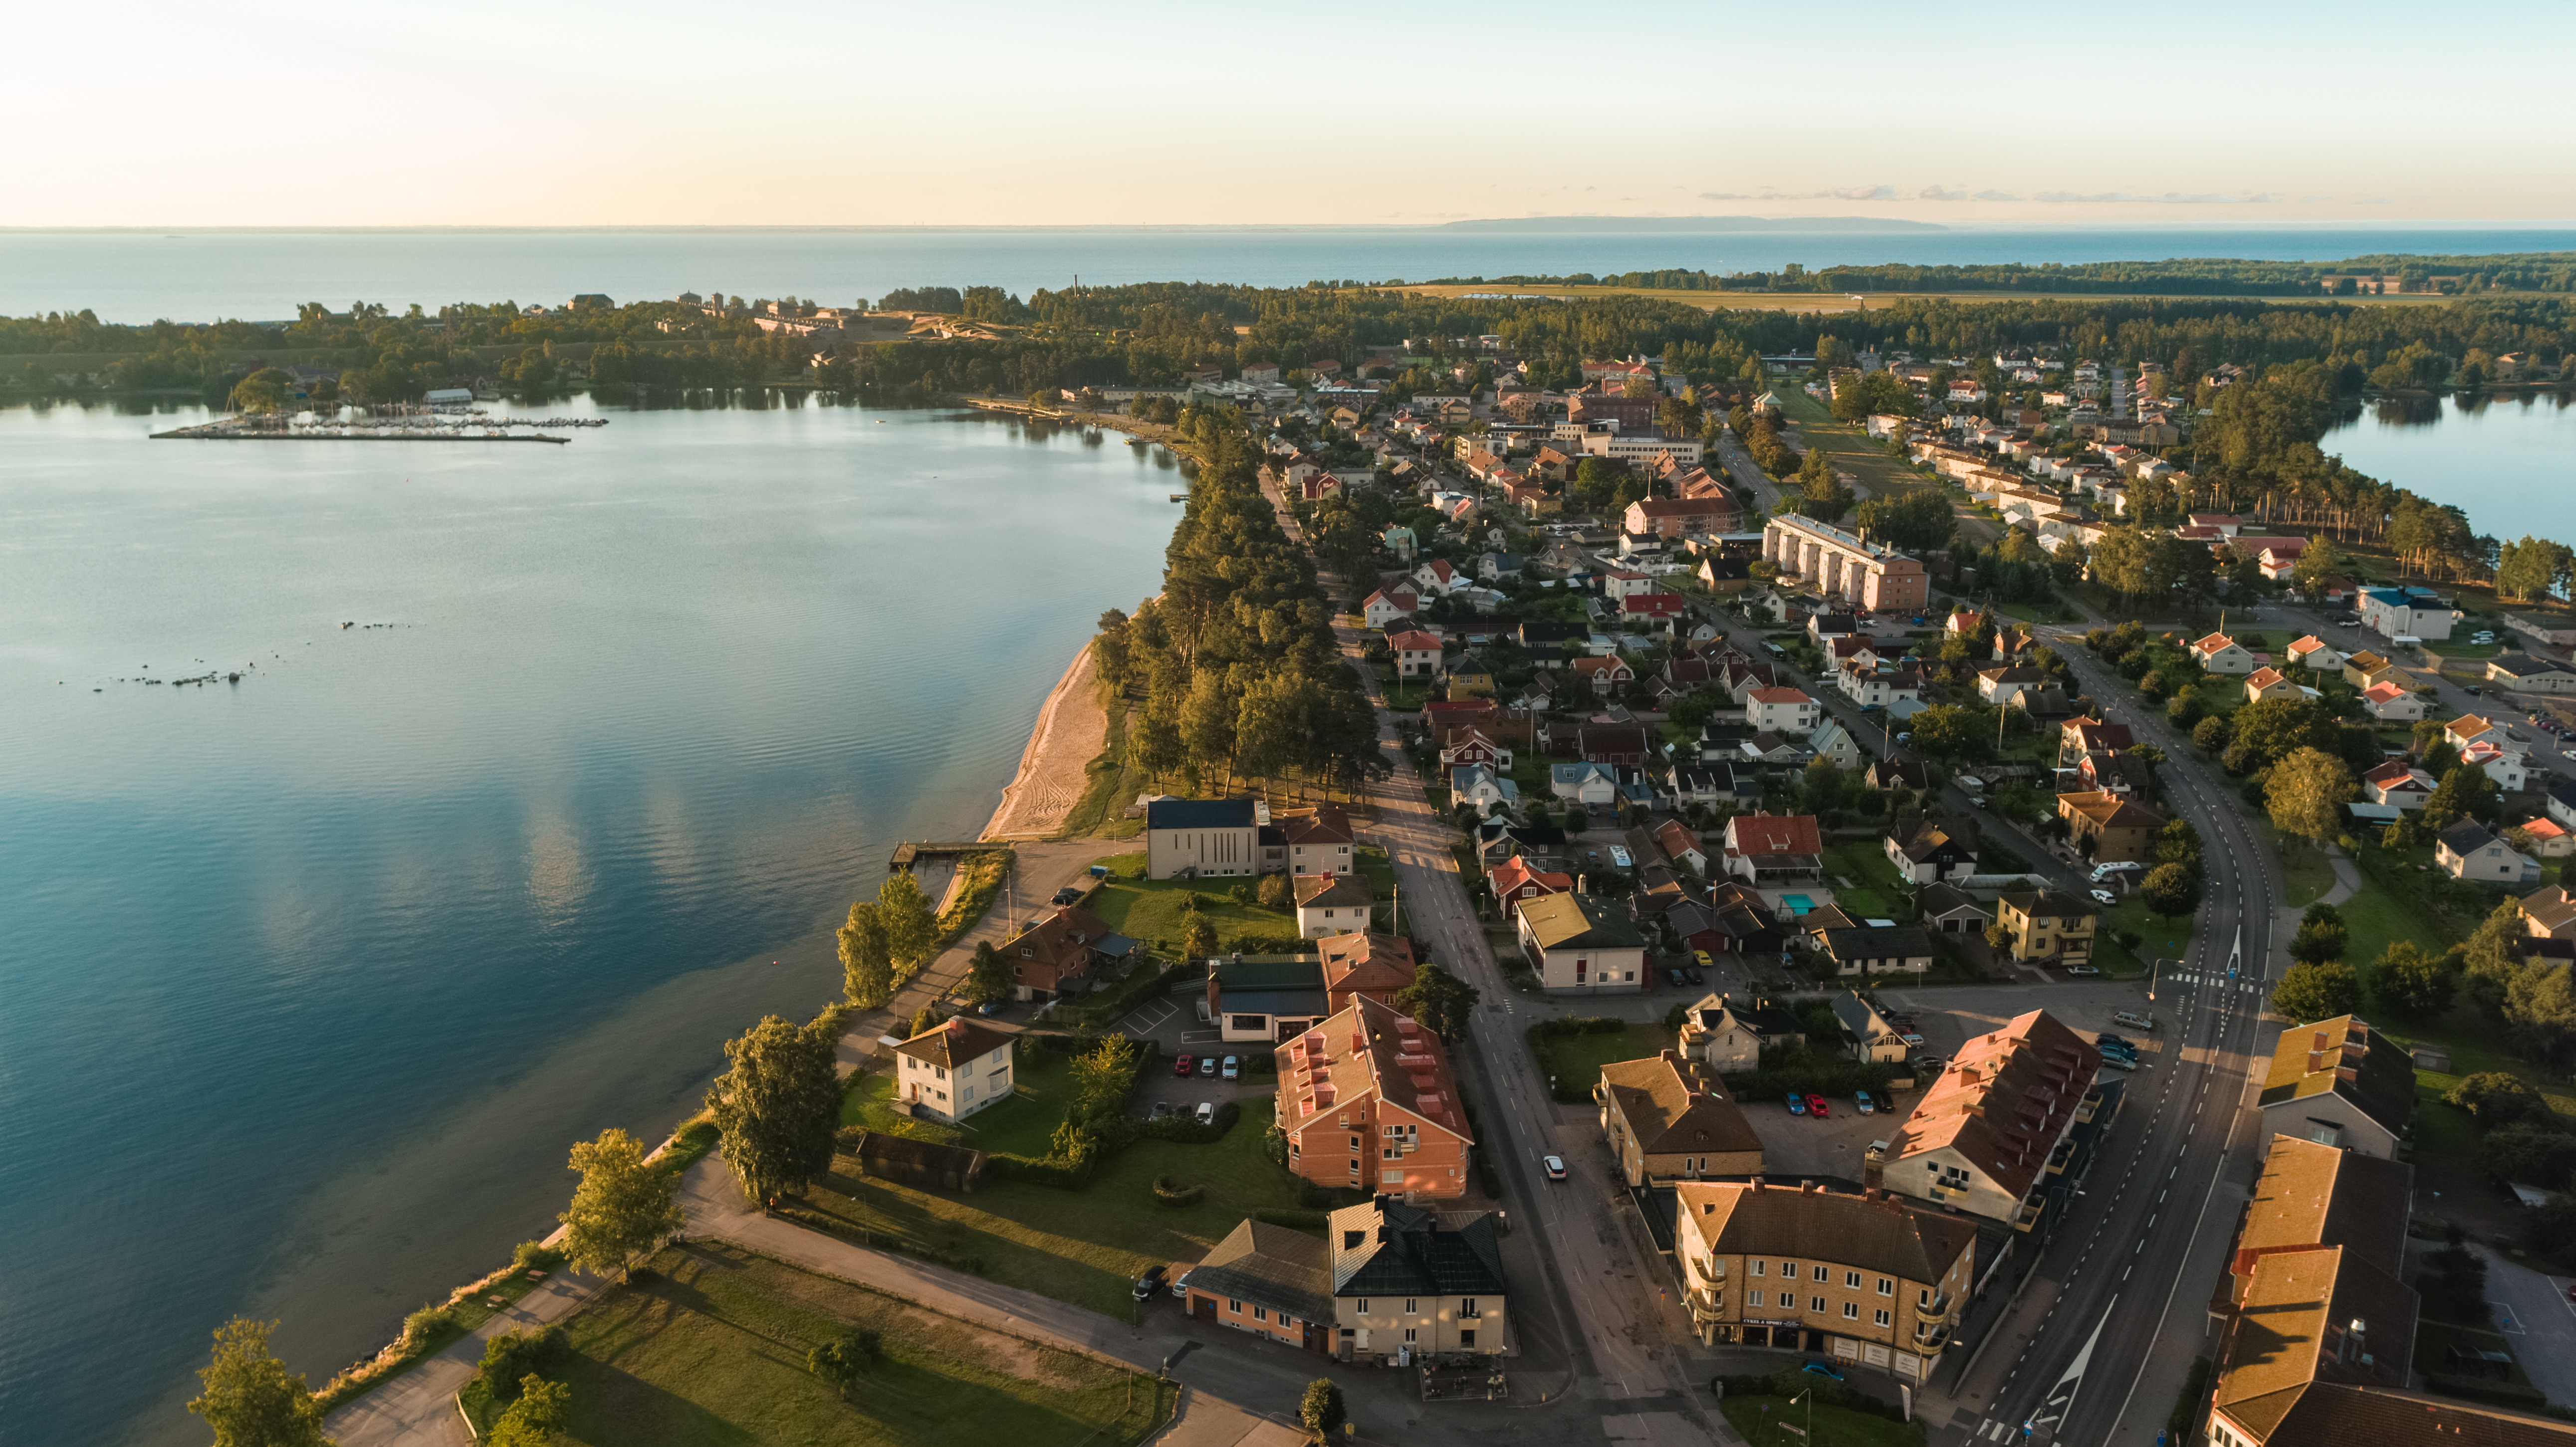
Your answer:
[0,399,1177,1446]
[5,225,2574,323]
[2322,389,2576,544]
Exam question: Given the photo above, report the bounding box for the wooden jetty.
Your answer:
[886,840,994,871]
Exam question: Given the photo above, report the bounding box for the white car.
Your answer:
[1542,1155,1568,1181]
[2089,889,2118,905]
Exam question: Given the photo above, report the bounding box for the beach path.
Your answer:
[979,642,1104,841]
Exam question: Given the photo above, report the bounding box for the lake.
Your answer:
[6,225,2574,323]
[2322,389,2576,545]
[0,398,1177,1446]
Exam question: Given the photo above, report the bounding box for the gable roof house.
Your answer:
[892,1016,1018,1124]
[1678,993,1807,1070]
[1885,1009,2102,1227]
[2360,759,2437,812]
[1207,957,1333,1043]
[1146,797,1263,879]
[1595,1049,1765,1186]
[1174,1218,1334,1352]
[2436,821,2539,885]
[1820,926,1935,980]
[2191,632,2256,674]
[2257,1015,2415,1160]
[2342,650,2396,689]
[2245,666,2306,704]
[1831,990,1913,1063]
[2057,790,2164,864]
[1317,932,1418,1015]
[1884,820,1978,884]
[2360,681,2424,721]
[1721,813,1824,886]
[1295,872,1378,939]
[2285,635,2342,672]
[1671,1179,1978,1373]
[1000,905,1140,1003]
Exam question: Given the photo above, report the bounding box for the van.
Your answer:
[2091,861,2142,882]
[2113,1010,2157,1031]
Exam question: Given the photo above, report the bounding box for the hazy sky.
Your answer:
[9,0,2572,228]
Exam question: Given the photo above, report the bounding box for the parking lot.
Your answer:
[1113,986,1278,1121]
[1746,1084,1903,1183]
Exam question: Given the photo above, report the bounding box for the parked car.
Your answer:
[2096,1033,2131,1048]
[1220,1056,1240,1081]
[1806,1094,1831,1118]
[1150,1101,1173,1120]
[2066,964,2101,976]
[1052,886,1083,906]
[1197,1054,1218,1077]
[2465,685,2484,696]
[1803,1362,1845,1381]
[2089,889,2118,905]
[1786,1093,1807,1115]
[1132,1264,1167,1302]
[1194,1101,1215,1125]
[1693,950,1715,969]
[1853,1091,1874,1115]
[1666,968,1687,988]
[1172,1054,1195,1077]
[1542,1154,1568,1181]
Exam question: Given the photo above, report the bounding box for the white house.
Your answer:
[1145,798,1263,878]
[1745,687,1821,733]
[893,1017,1016,1123]
[2361,682,2424,721]
[1294,873,1376,938]
[2284,635,2342,672]
[2189,632,2255,674]
[1516,891,1648,994]
[2357,586,2460,641]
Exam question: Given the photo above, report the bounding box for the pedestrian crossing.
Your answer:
[2164,972,2264,995]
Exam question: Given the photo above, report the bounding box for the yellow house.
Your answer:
[1992,890,2097,962]
[1446,668,1497,700]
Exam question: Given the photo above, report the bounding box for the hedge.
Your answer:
[983,1152,1094,1189]
[1151,1174,1206,1207]
[1725,1055,1894,1103]
[1527,1016,1628,1039]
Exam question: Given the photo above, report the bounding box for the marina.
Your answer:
[151,411,610,443]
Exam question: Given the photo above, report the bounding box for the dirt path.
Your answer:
[979,643,1103,841]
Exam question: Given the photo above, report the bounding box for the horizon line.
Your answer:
[8,218,2576,236]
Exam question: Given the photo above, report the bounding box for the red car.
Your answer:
[1173,1054,1195,1077]
[1806,1094,1831,1118]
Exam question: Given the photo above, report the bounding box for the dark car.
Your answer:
[1052,886,1083,907]
[1133,1264,1168,1302]
[1802,1362,1845,1381]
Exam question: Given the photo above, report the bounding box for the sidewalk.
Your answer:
[324,1266,613,1447]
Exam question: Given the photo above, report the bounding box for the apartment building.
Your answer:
[1885,1010,2102,1227]
[1275,998,1475,1200]
[1760,514,1931,613]
[1595,1050,1765,1186]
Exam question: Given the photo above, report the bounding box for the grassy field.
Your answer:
[1082,853,1309,955]
[1765,387,1925,499]
[797,1099,1313,1319]
[1530,1022,1673,1097]
[1720,1395,1924,1447]
[841,1051,1070,1161]
[544,1240,1175,1447]
[1821,840,1907,920]
[1055,694,1146,841]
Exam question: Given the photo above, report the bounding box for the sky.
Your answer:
[8,0,2573,229]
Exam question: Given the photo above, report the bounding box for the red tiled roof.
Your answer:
[1726,813,1822,857]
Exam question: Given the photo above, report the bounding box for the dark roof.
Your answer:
[2259,1016,2417,1140]
[1329,1198,1507,1299]
[1211,957,1330,1017]
[2487,652,2576,680]
[894,1016,1015,1069]
[2439,821,2502,854]
[2248,1384,2576,1447]
[1147,797,1258,830]
[1917,882,1990,920]
[1822,926,1935,961]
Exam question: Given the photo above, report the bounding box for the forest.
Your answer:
[1417,249,2576,296]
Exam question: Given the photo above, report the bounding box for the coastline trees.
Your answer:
[839,902,893,1009]
[707,1014,840,1206]
[559,1128,683,1282]
[187,1318,333,1447]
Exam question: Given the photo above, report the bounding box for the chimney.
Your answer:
[1801,1180,1820,1194]
[1750,1177,1765,1193]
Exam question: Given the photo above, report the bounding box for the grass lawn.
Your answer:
[2257,825,2338,908]
[1083,855,1308,955]
[1821,840,1907,920]
[842,1051,1070,1161]
[1056,696,1146,841]
[795,1099,1312,1320]
[1720,1396,1924,1447]
[1377,668,1436,711]
[546,1240,1175,1447]
[1530,1023,1672,1098]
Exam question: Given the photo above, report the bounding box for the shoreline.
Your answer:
[979,641,1104,841]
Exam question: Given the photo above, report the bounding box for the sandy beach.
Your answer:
[979,642,1107,840]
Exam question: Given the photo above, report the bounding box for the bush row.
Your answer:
[777,1208,987,1274]
[1724,1056,1895,1103]
[1139,1100,1242,1143]
[1715,1370,1908,1422]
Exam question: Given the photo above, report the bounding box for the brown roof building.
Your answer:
[1885,1010,2101,1226]
[998,905,1137,1003]
[1295,872,1377,939]
[2257,1016,2415,1161]
[1276,997,1474,1200]
[1317,931,1418,1014]
[1594,1050,1765,1186]
[2057,789,2165,863]
[1673,1179,1976,1380]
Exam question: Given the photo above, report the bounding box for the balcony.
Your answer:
[1686,1287,1722,1324]
[1912,1320,1953,1351]
[1926,1181,1969,1204]
[1914,1291,1954,1327]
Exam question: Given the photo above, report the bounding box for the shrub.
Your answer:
[474,1327,569,1404]
[402,1304,455,1345]
[1139,1100,1240,1143]
[2448,1072,2542,1127]
[1151,1174,1206,1206]
[511,1240,566,1273]
[1713,1371,1908,1422]
[983,1152,1094,1189]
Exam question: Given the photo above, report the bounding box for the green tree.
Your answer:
[228,367,295,415]
[2462,899,2531,979]
[2446,1071,2542,1127]
[1183,916,1219,960]
[559,1128,681,1282]
[2191,715,2232,753]
[2155,817,2207,876]
[484,1377,570,1447]
[2371,941,2458,1018]
[474,1327,568,1405]
[838,901,893,1008]
[1256,872,1294,910]
[1392,963,1480,1043]
[2493,536,2573,604]
[2265,747,2353,846]
[187,1318,333,1447]
[2289,902,2347,965]
[1854,489,1954,551]
[1298,1378,1348,1442]
[1904,704,1986,763]
[2290,534,2346,593]
[2422,764,2499,830]
[807,1327,880,1400]
[2272,960,2362,1024]
[1069,1033,1139,1120]
[876,870,938,976]
[963,940,1016,1005]
[2230,698,2331,771]
[2505,963,2576,1071]
[708,1014,841,1205]
[2482,1121,2576,1190]
[2140,862,2203,919]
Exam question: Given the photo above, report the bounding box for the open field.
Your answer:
[1083,853,1307,955]
[798,1099,1314,1319]
[543,1240,1174,1447]
[1529,1022,1672,1100]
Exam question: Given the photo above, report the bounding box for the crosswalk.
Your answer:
[2163,972,2265,995]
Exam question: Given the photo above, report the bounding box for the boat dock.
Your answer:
[153,413,608,443]
[886,840,993,871]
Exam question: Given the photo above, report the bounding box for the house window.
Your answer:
[1876,1278,1893,1296]
[1781,1261,1796,1277]
[1254,1307,1267,1322]
[1845,1270,1862,1288]
[1843,1302,1860,1320]
[1460,1298,1478,1318]
[1405,1298,1418,1315]
[1404,1328,1417,1343]
[1348,1160,1360,1175]
[1752,1261,1765,1277]
[1810,1295,1826,1312]
[1227,1299,1242,1314]
[1812,1265,1830,1282]
[1354,1298,1369,1316]
[1749,1291,1765,1307]
[1874,1308,1891,1327]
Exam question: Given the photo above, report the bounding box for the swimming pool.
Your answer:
[1781,893,1816,914]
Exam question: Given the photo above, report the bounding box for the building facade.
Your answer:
[1760,514,1931,613]
[1145,798,1263,878]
